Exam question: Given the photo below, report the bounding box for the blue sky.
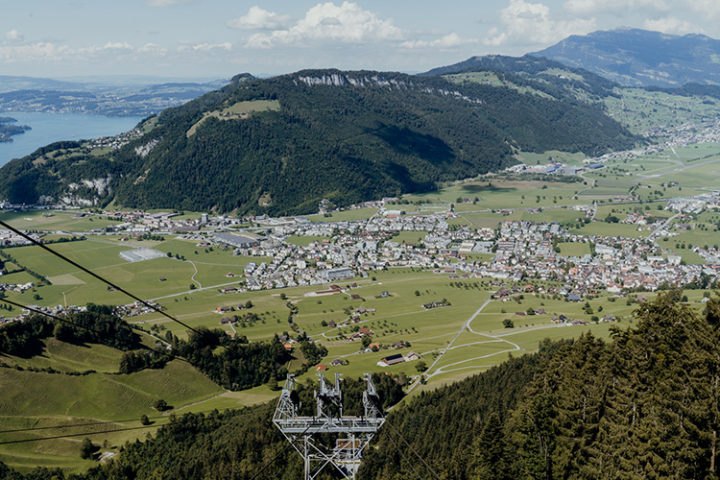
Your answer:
[1,0,718,80]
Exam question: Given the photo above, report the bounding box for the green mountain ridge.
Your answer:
[0,69,637,215]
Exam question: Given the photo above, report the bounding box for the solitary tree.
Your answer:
[80,438,96,459]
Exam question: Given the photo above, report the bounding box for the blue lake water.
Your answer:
[0,112,143,167]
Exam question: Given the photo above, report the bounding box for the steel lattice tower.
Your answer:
[273,373,385,479]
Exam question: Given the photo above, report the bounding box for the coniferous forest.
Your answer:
[1,292,718,479]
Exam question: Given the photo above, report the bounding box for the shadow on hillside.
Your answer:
[373,124,454,165]
[461,184,515,194]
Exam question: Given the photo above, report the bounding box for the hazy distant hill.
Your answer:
[532,28,720,88]
[0,69,637,214]
[0,77,226,117]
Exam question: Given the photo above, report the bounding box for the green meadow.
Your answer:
[2,138,720,471]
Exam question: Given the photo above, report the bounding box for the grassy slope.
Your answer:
[0,359,222,472]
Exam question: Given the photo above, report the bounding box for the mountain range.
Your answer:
[0,66,636,215]
[2,28,720,214]
[533,28,720,88]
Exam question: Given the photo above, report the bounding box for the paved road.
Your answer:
[639,157,720,181]
[405,299,491,395]
[648,213,679,240]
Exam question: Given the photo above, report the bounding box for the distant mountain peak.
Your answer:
[532,28,720,88]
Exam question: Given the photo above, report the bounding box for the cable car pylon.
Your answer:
[273,373,385,479]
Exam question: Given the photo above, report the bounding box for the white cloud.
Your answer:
[564,0,669,16]
[77,42,134,55]
[245,2,402,49]
[177,42,232,52]
[103,42,134,50]
[137,43,168,55]
[400,33,473,49]
[5,30,23,41]
[227,6,291,30]
[643,17,704,35]
[145,0,191,7]
[0,40,170,64]
[685,0,720,20]
[0,42,71,62]
[192,42,232,51]
[485,0,596,47]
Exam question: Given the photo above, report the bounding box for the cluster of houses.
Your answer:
[0,281,35,294]
[469,220,718,294]
[114,300,165,318]
[76,206,718,299]
[84,126,145,151]
[0,304,88,327]
[0,229,41,247]
[667,192,720,215]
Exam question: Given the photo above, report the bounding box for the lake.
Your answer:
[0,112,143,167]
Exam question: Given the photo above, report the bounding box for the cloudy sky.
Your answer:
[2,0,718,80]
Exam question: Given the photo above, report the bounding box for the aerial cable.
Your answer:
[385,426,424,480]
[382,417,442,480]
[0,416,167,435]
[249,422,316,480]
[0,425,159,446]
[0,219,200,334]
[0,296,198,372]
[1,297,135,339]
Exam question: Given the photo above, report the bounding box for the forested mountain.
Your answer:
[2,292,716,479]
[360,291,720,479]
[422,54,618,99]
[422,54,622,108]
[533,28,720,88]
[0,69,637,215]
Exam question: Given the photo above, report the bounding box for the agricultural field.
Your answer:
[3,138,720,472]
[605,88,720,134]
[403,178,583,211]
[568,221,649,238]
[557,242,591,257]
[186,99,281,137]
[390,231,427,244]
[2,255,663,471]
[455,207,584,230]
[0,353,223,473]
[305,207,378,223]
[0,211,121,232]
[516,150,587,167]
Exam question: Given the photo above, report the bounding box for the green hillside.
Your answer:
[423,54,619,103]
[0,69,637,215]
[426,54,720,136]
[2,292,716,479]
[360,291,720,479]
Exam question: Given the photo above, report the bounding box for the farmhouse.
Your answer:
[377,353,405,367]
